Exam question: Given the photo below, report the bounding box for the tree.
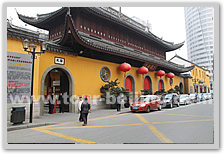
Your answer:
[167,88,178,94]
[100,79,130,108]
[174,85,180,94]
[141,89,152,95]
[100,78,129,97]
[154,89,167,95]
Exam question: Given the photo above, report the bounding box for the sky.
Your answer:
[2,1,223,152]
[6,6,188,60]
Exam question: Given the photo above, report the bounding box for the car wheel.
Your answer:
[158,104,162,111]
[170,103,173,108]
[132,111,135,113]
[146,106,150,113]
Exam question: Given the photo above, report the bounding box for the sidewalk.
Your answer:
[7,107,131,131]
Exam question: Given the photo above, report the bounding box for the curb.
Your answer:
[7,122,57,131]
[7,109,131,131]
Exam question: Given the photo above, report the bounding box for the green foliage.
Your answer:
[167,88,178,94]
[100,78,129,98]
[154,89,167,95]
[141,89,152,95]
[174,85,181,94]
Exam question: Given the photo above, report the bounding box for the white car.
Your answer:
[179,94,191,105]
[206,93,212,100]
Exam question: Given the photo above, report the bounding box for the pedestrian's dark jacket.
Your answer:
[81,100,90,113]
[58,95,64,107]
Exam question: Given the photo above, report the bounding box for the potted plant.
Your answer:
[100,78,130,109]
[141,89,152,95]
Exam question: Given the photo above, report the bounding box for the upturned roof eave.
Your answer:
[86,7,185,51]
[17,7,184,51]
[7,20,193,73]
[16,7,67,30]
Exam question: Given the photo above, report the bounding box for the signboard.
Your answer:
[55,57,65,65]
[143,63,157,71]
[53,81,60,86]
[7,51,32,103]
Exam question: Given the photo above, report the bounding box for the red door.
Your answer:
[144,77,150,90]
[125,76,132,92]
[125,76,133,102]
[159,80,163,90]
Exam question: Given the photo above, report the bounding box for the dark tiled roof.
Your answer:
[17,7,67,30]
[13,8,194,73]
[17,7,184,51]
[7,21,75,55]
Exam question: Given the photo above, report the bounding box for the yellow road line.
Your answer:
[37,122,80,130]
[32,128,97,143]
[147,125,173,143]
[152,113,213,118]
[134,113,150,123]
[134,113,173,143]
[47,123,144,129]
[37,113,131,130]
[152,119,213,124]
[88,113,131,122]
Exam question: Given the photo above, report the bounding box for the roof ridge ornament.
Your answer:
[67,7,71,16]
[119,7,121,19]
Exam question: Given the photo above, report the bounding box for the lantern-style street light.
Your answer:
[22,39,47,123]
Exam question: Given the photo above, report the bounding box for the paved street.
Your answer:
[7,100,214,144]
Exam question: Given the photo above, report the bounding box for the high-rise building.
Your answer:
[184,7,214,90]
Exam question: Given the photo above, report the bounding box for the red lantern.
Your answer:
[167,72,175,78]
[138,67,148,74]
[119,62,131,77]
[138,67,148,79]
[156,70,165,78]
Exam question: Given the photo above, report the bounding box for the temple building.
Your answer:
[7,7,210,119]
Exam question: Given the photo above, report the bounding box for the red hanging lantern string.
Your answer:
[156,70,165,80]
[119,62,131,77]
[167,72,175,88]
[166,72,175,79]
[138,66,148,79]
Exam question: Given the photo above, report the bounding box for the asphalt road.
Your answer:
[7,99,214,144]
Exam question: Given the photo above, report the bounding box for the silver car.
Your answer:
[206,93,212,100]
[189,93,200,103]
[161,93,180,108]
[179,94,191,105]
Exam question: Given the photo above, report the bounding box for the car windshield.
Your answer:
[164,94,172,99]
[137,97,150,102]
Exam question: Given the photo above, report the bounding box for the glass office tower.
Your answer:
[184,7,214,90]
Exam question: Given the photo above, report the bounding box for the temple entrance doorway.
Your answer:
[44,68,70,114]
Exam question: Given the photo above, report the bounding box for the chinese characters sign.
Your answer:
[143,63,157,71]
[7,51,32,103]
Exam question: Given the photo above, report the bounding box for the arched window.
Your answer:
[158,79,164,90]
[143,75,152,92]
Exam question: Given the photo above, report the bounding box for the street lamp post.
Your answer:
[22,39,47,123]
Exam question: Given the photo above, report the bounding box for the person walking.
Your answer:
[48,92,55,114]
[81,97,90,126]
[58,92,64,113]
[116,95,121,112]
[78,97,83,122]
